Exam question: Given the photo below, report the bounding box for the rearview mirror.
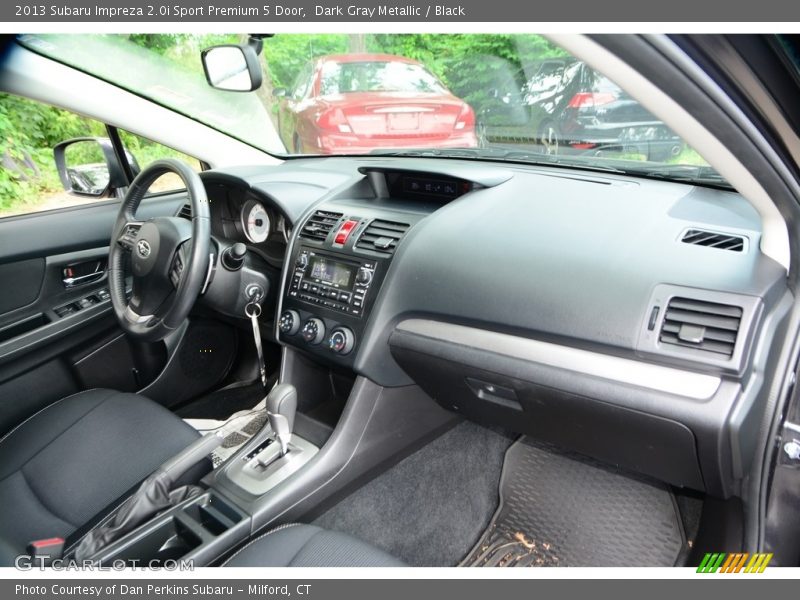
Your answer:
[53,138,127,198]
[201,44,263,92]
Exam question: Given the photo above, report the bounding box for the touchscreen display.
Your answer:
[308,256,355,288]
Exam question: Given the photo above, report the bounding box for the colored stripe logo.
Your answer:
[696,553,773,573]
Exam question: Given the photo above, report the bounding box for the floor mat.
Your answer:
[183,393,268,467]
[461,438,686,567]
[314,421,515,567]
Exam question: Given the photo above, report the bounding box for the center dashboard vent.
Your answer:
[659,297,743,358]
[681,229,746,252]
[177,203,192,220]
[355,219,410,256]
[298,210,343,242]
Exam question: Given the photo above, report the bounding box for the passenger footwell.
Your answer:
[461,438,686,567]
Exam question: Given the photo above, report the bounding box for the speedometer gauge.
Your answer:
[241,200,270,244]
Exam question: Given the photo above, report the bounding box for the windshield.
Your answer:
[17,33,727,187]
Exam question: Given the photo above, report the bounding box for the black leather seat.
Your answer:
[223,524,405,567]
[0,389,206,565]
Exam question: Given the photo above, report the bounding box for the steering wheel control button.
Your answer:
[279,310,301,336]
[118,223,142,250]
[169,254,183,287]
[301,318,325,345]
[328,327,355,355]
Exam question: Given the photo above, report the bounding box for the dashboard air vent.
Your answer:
[355,219,410,256]
[298,210,343,242]
[177,203,192,220]
[681,229,745,252]
[659,297,742,358]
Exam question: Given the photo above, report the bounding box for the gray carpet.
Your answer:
[314,421,515,566]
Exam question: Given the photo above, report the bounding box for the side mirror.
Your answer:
[53,138,127,198]
[273,87,288,98]
[201,44,262,92]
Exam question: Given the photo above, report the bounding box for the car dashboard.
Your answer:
[197,155,791,501]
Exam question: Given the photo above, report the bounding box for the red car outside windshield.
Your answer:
[277,54,477,154]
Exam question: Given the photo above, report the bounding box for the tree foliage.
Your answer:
[0,93,105,210]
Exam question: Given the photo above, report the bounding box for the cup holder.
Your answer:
[183,494,243,536]
[109,517,202,566]
[97,492,247,567]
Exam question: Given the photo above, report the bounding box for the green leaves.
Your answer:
[0,93,101,212]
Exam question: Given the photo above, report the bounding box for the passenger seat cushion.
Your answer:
[0,389,203,564]
[224,524,405,567]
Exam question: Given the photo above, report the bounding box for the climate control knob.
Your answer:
[355,266,373,285]
[278,310,300,336]
[328,327,355,355]
[301,318,325,345]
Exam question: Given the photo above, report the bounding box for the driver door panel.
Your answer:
[0,192,188,433]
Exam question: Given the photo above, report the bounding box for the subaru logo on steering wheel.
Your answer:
[136,239,151,258]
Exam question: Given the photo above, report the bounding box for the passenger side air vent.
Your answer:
[177,203,192,220]
[298,210,343,242]
[355,219,410,256]
[681,229,745,252]
[659,297,743,358]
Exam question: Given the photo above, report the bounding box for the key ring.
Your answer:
[245,302,262,319]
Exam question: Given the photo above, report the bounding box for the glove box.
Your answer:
[389,325,706,491]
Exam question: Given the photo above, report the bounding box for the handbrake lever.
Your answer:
[158,431,224,487]
[72,432,223,561]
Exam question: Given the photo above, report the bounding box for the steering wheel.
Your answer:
[108,159,210,341]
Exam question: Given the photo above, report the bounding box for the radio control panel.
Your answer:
[278,203,424,366]
[287,248,377,318]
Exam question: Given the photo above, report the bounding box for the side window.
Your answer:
[0,94,205,220]
[118,130,202,195]
[0,93,109,218]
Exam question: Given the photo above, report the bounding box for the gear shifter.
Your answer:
[266,383,297,457]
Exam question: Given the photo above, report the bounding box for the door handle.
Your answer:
[62,261,106,288]
[63,271,104,288]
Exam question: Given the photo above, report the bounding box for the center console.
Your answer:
[277,207,423,366]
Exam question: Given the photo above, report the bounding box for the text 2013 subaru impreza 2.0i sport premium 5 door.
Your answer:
[1,33,800,569]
